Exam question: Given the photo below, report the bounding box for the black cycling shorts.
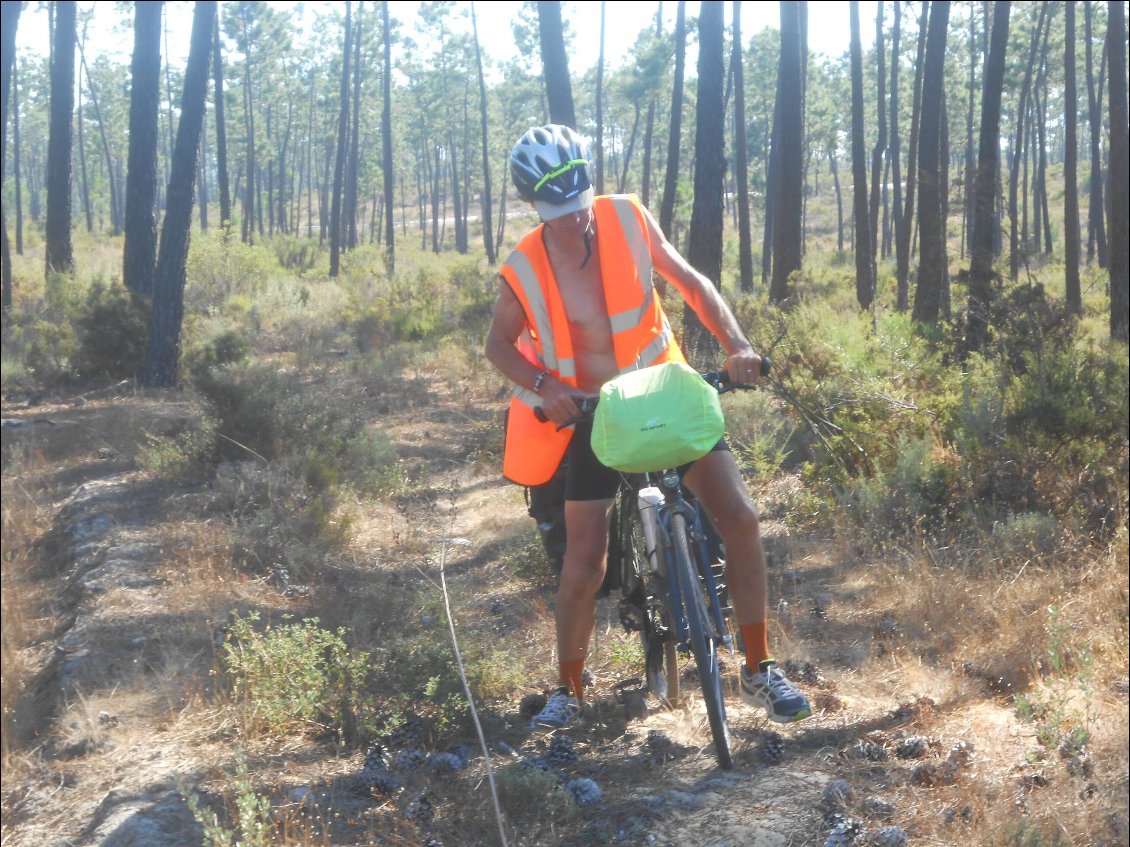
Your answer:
[564,418,730,502]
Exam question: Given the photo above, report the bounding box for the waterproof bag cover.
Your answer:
[591,362,724,473]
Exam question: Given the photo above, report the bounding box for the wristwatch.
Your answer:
[533,369,551,392]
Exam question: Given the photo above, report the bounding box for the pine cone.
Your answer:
[547,734,578,767]
[761,731,786,764]
[861,796,897,821]
[895,735,932,759]
[866,826,908,847]
[357,746,402,794]
[824,817,865,847]
[565,777,602,806]
[845,741,888,762]
[823,779,854,809]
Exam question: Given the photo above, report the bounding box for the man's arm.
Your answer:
[484,279,584,425]
[639,205,766,383]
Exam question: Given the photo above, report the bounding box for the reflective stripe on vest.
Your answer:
[500,194,684,487]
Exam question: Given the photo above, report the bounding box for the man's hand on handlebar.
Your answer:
[537,374,594,427]
[723,348,766,388]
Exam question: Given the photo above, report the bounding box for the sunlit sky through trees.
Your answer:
[13,1,879,82]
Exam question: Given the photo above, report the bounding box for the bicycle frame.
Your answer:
[639,469,732,657]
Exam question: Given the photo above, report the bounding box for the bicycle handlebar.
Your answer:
[533,357,771,428]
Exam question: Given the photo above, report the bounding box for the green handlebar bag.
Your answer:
[591,361,725,473]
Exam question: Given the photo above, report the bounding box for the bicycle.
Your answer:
[537,362,768,770]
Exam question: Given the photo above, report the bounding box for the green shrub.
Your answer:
[220,611,378,740]
[72,279,149,379]
[138,416,218,479]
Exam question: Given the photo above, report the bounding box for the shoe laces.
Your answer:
[761,664,798,698]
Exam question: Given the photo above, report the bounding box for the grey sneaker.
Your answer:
[531,686,581,729]
[741,660,812,723]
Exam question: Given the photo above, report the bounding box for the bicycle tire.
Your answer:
[670,512,734,769]
[622,503,681,706]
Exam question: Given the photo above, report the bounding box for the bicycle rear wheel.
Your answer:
[670,512,733,769]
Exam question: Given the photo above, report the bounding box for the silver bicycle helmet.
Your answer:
[510,124,595,220]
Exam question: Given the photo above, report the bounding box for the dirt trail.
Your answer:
[1,383,1104,847]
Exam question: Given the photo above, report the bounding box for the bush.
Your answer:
[72,279,150,379]
[221,611,379,740]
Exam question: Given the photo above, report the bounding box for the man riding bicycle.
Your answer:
[485,124,811,729]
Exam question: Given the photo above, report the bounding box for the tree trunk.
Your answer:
[345,1,363,251]
[13,59,23,255]
[123,0,163,299]
[382,0,395,270]
[1064,0,1081,314]
[77,62,94,234]
[912,0,950,324]
[683,0,725,366]
[967,0,1011,351]
[868,1,887,261]
[1107,0,1129,341]
[962,2,977,259]
[829,143,844,252]
[772,0,804,305]
[659,0,687,242]
[1008,2,1047,281]
[896,0,928,311]
[538,1,575,126]
[762,62,781,287]
[471,1,494,264]
[240,5,256,244]
[1,0,19,308]
[329,0,352,277]
[140,1,216,388]
[448,130,465,253]
[732,1,753,293]
[199,101,209,231]
[79,41,122,235]
[595,1,605,193]
[618,102,641,193]
[45,0,76,278]
[1084,1,1108,266]
[849,1,875,310]
[212,10,231,228]
[641,4,663,208]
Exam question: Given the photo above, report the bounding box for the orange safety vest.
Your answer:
[500,194,686,486]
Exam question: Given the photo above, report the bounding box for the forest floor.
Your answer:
[1,367,1127,847]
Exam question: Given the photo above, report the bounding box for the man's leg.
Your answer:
[683,450,811,722]
[682,450,767,653]
[555,497,614,703]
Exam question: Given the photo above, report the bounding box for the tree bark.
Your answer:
[124,0,163,299]
[912,0,949,324]
[1,0,19,308]
[140,1,216,387]
[641,4,663,208]
[13,59,23,255]
[45,0,76,278]
[732,1,753,293]
[382,0,395,270]
[1107,0,1129,341]
[868,0,887,261]
[659,0,687,242]
[1008,2,1047,281]
[595,1,605,193]
[1084,1,1108,266]
[1064,0,1081,314]
[77,60,94,234]
[471,1,494,264]
[329,1,352,277]
[683,0,725,366]
[896,0,928,311]
[849,1,875,310]
[345,0,363,251]
[772,0,804,304]
[537,1,575,126]
[966,0,1010,351]
[79,41,122,235]
[212,10,232,228]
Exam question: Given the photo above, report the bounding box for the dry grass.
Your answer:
[1,449,54,772]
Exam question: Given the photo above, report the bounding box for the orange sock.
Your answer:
[740,621,771,670]
[559,659,586,702]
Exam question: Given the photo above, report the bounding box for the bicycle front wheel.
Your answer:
[670,512,733,769]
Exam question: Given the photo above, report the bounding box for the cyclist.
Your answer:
[485,124,811,729]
